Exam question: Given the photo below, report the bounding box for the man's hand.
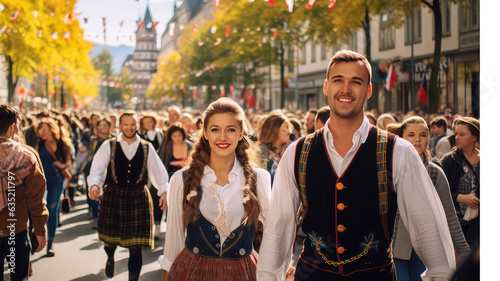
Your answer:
[159,193,168,210]
[35,234,47,252]
[89,185,100,200]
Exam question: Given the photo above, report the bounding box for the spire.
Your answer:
[144,5,153,24]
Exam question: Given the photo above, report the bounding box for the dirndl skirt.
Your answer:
[98,184,154,248]
[168,248,258,281]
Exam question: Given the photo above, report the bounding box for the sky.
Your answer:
[74,0,177,47]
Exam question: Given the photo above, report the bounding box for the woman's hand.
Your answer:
[53,160,66,169]
[457,193,479,209]
[162,270,169,281]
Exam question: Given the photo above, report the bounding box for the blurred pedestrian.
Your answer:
[257,112,291,184]
[88,112,169,281]
[303,109,316,134]
[387,117,470,281]
[315,106,330,130]
[158,98,271,281]
[36,118,73,257]
[0,104,48,280]
[441,117,480,245]
[157,123,192,178]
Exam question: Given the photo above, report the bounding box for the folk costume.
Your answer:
[257,117,456,281]
[158,157,271,280]
[88,133,169,248]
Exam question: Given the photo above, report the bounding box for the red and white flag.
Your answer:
[11,10,19,21]
[306,0,316,9]
[192,24,197,33]
[213,0,220,7]
[286,0,294,12]
[385,63,397,91]
[268,0,275,6]
[328,0,337,11]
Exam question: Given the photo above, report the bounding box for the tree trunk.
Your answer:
[7,56,18,103]
[279,41,285,109]
[426,0,442,113]
[363,5,378,111]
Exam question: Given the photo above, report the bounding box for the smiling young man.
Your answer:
[87,112,169,281]
[257,50,456,281]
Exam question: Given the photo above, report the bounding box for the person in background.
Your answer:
[179,113,196,146]
[0,104,49,280]
[365,111,377,125]
[315,106,330,131]
[376,112,397,130]
[167,105,182,127]
[158,98,271,281]
[248,114,263,142]
[36,118,73,257]
[303,109,317,135]
[387,117,470,281]
[257,112,291,184]
[288,117,303,141]
[139,114,165,240]
[88,112,169,281]
[440,117,480,245]
[435,117,459,159]
[257,49,456,280]
[87,118,113,230]
[158,123,193,178]
[429,116,449,156]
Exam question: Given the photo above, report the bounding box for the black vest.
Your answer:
[141,132,160,151]
[297,127,397,277]
[105,139,148,188]
[183,173,255,259]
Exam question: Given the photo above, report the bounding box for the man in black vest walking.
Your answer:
[88,112,169,281]
[257,50,455,281]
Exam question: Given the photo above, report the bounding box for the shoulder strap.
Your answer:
[293,132,315,240]
[376,127,393,242]
[109,138,118,184]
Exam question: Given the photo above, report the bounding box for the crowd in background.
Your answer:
[2,100,479,280]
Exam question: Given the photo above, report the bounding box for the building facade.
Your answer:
[130,6,159,109]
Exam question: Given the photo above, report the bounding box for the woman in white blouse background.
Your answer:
[158,98,271,281]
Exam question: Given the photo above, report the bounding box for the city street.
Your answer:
[3,195,164,281]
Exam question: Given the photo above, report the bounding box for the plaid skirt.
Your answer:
[169,248,258,281]
[98,184,154,248]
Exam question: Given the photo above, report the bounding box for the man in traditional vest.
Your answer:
[88,112,169,281]
[257,50,455,281]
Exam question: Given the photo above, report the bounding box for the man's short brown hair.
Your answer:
[326,49,372,85]
[0,104,19,135]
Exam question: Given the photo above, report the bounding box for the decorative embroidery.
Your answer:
[110,138,118,184]
[308,231,327,249]
[310,231,375,266]
[242,195,250,204]
[359,233,380,253]
[109,138,149,185]
[135,139,149,185]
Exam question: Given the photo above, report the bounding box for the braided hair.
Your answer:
[182,98,261,228]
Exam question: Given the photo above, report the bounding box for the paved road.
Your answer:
[3,195,166,281]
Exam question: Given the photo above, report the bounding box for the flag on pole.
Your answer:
[419,74,428,106]
[225,26,230,37]
[11,10,19,21]
[214,0,220,7]
[286,0,294,12]
[193,24,197,33]
[248,92,255,108]
[268,0,275,6]
[328,0,337,11]
[385,63,397,91]
[193,87,199,100]
[229,85,234,99]
[220,86,226,97]
[242,87,248,101]
[307,0,316,9]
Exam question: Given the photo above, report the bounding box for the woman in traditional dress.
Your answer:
[158,98,271,281]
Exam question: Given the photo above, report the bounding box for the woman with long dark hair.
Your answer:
[157,122,192,178]
[158,98,271,281]
[36,118,73,257]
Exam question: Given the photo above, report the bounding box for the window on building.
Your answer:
[441,0,451,36]
[311,41,316,63]
[379,11,395,50]
[405,8,422,45]
[321,44,327,61]
[461,0,479,32]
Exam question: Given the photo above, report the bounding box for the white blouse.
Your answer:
[158,157,271,271]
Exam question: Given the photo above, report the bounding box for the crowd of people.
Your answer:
[0,49,479,281]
